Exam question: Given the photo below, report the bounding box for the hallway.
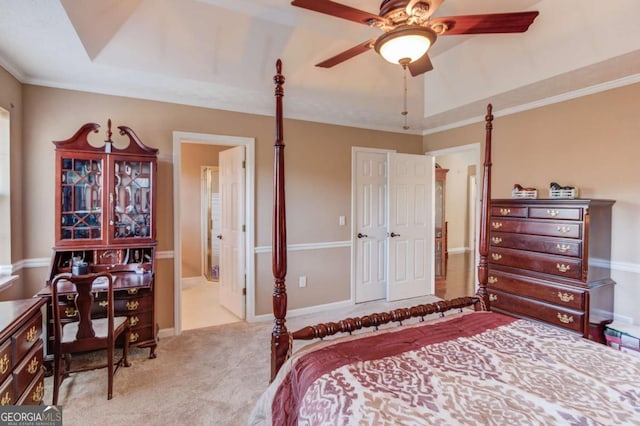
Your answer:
[435,251,476,300]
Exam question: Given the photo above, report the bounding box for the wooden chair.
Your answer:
[51,272,131,404]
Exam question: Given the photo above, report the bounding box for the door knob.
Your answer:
[216,234,222,240]
[357,233,368,238]
[390,232,401,238]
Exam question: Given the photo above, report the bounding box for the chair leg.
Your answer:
[107,343,114,400]
[52,354,63,406]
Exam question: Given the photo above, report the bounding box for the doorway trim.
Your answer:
[425,143,481,286]
[172,131,255,335]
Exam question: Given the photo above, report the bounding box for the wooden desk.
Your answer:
[37,271,157,365]
[0,298,47,405]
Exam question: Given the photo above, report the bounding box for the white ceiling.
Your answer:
[1,0,639,134]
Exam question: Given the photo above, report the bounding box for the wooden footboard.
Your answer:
[291,296,479,340]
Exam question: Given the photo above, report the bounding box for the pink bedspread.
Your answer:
[250,311,640,425]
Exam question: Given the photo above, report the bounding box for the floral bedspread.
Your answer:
[249,311,640,425]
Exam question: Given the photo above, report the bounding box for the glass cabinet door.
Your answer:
[111,159,153,240]
[60,157,103,241]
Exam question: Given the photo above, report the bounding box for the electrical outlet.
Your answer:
[339,215,346,226]
[299,276,307,288]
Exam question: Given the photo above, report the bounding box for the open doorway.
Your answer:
[172,132,255,335]
[427,144,480,299]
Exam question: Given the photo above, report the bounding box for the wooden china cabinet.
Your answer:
[39,120,159,362]
[434,165,448,283]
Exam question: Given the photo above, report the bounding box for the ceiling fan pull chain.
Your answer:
[402,64,409,130]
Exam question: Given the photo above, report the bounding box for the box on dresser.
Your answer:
[487,198,615,343]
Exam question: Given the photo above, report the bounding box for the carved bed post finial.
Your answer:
[271,58,289,381]
[476,104,493,310]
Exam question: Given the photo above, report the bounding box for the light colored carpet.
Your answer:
[46,295,441,426]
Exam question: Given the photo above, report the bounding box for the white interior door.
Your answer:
[387,153,435,301]
[354,150,389,302]
[219,146,245,318]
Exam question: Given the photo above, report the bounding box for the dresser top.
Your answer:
[492,198,615,206]
[0,298,46,342]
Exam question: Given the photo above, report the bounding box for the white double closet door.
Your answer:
[354,149,435,303]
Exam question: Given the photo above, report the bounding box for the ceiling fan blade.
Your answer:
[408,53,433,76]
[291,0,386,26]
[315,39,375,68]
[432,11,539,35]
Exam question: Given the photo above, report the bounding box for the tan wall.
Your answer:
[0,67,23,267]
[424,82,640,324]
[180,144,226,278]
[9,82,423,326]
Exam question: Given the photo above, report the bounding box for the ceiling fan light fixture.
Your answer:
[374,25,437,65]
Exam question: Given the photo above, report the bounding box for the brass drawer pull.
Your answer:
[557,313,574,324]
[557,226,571,233]
[129,316,140,327]
[489,294,498,302]
[0,354,8,374]
[99,300,109,308]
[130,332,139,343]
[126,300,140,311]
[127,288,139,295]
[491,237,502,244]
[491,253,502,261]
[26,326,38,343]
[66,294,75,301]
[556,264,571,273]
[491,222,503,229]
[0,391,10,405]
[499,208,511,216]
[31,382,44,403]
[488,276,498,284]
[547,209,559,217]
[27,357,39,375]
[557,292,574,303]
[556,244,571,253]
[65,307,78,318]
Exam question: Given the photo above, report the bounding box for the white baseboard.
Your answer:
[448,247,470,255]
[251,299,353,322]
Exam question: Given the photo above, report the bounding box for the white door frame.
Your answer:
[425,143,481,287]
[173,132,255,335]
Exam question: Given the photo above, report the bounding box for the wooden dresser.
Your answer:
[0,298,47,405]
[487,199,615,342]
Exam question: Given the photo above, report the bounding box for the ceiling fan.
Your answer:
[291,0,539,76]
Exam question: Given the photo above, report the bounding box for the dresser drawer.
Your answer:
[0,374,14,406]
[490,247,582,280]
[528,207,582,221]
[0,339,12,384]
[490,232,581,257]
[13,340,43,398]
[16,369,44,405]
[491,206,527,218]
[125,310,153,331]
[490,219,582,239]
[488,269,585,310]
[489,290,584,334]
[12,313,42,363]
[128,325,154,345]
[114,294,152,314]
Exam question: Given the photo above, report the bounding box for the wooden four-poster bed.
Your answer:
[249,60,640,425]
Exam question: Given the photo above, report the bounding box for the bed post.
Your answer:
[476,104,493,310]
[271,59,289,381]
